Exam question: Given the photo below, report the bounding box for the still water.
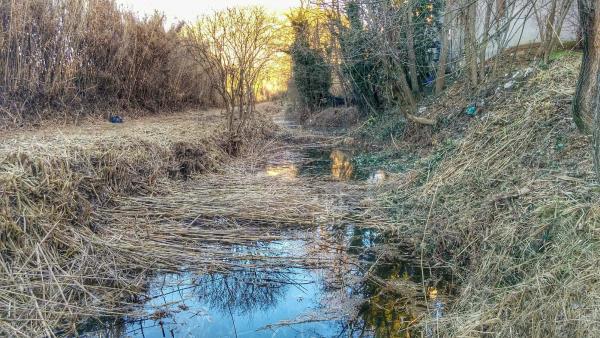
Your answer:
[83,228,445,338]
[122,247,351,337]
[81,148,447,338]
[266,148,370,182]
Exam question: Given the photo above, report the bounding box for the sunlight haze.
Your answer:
[117,0,299,23]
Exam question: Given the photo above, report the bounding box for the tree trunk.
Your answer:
[406,9,420,93]
[464,1,479,91]
[392,61,435,125]
[573,0,599,133]
[541,0,558,63]
[546,0,575,61]
[397,62,417,111]
[435,1,452,94]
[573,0,599,179]
[480,0,493,78]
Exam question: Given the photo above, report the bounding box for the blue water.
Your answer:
[82,237,364,338]
[77,143,447,338]
[123,269,345,338]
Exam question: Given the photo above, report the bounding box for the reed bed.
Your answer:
[0,0,213,126]
[382,54,600,336]
[0,103,393,336]
[103,170,389,229]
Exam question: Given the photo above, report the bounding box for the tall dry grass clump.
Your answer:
[0,0,212,125]
[384,54,600,336]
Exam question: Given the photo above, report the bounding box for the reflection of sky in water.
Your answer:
[81,230,449,338]
[80,143,446,337]
[124,269,343,338]
[268,147,387,184]
[118,240,349,338]
[266,164,299,179]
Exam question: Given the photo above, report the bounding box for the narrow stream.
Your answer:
[81,142,449,338]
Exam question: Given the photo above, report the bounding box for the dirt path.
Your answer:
[0,108,224,155]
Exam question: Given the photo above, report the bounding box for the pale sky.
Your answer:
[117,0,299,23]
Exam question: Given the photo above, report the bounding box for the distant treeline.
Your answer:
[0,0,213,124]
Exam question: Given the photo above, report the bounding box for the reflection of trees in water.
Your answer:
[345,269,421,338]
[75,316,128,337]
[330,150,353,180]
[80,229,440,338]
[191,268,298,316]
[347,226,380,257]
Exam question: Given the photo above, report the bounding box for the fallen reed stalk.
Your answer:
[0,107,301,336]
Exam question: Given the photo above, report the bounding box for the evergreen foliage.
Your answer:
[290,18,332,110]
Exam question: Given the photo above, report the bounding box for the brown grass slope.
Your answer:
[385,54,599,336]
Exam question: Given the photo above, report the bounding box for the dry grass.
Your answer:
[382,54,600,336]
[0,102,393,336]
[0,106,293,336]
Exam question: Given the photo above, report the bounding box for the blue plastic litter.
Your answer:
[465,104,477,117]
[424,74,435,87]
[110,115,123,124]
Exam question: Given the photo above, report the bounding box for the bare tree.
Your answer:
[187,7,278,137]
[405,5,420,93]
[573,0,599,179]
[463,0,479,90]
[534,0,576,63]
[436,0,455,94]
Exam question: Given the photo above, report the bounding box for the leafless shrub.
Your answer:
[0,0,212,125]
[185,7,280,140]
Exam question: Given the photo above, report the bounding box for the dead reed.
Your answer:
[383,54,600,336]
[0,107,295,336]
[0,103,393,336]
[0,0,213,126]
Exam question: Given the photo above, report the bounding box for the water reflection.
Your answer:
[124,269,342,338]
[266,147,388,183]
[81,144,448,337]
[330,150,353,180]
[352,267,426,337]
[80,227,450,338]
[266,164,299,179]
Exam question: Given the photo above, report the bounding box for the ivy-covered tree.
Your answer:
[339,1,384,113]
[290,16,332,111]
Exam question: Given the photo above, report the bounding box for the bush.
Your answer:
[0,0,212,125]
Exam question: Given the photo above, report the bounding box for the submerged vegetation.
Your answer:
[1,0,599,337]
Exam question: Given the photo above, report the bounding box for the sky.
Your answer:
[117,0,299,23]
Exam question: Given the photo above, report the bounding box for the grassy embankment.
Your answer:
[357,52,599,336]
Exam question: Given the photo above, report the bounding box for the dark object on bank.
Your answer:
[328,96,346,107]
[424,73,435,87]
[109,115,123,124]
